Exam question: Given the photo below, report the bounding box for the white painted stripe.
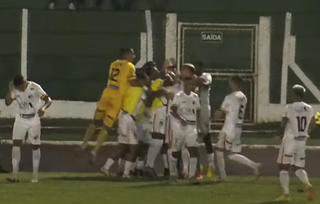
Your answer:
[165,13,177,60]
[21,9,29,78]
[135,32,147,68]
[3,140,320,150]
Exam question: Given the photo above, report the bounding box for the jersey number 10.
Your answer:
[296,116,307,132]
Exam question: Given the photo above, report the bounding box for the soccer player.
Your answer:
[275,85,315,202]
[5,75,52,182]
[76,48,136,164]
[192,62,215,179]
[100,71,148,178]
[168,71,201,183]
[144,64,174,178]
[215,76,261,181]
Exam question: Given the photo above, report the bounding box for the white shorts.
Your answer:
[277,139,306,168]
[169,120,198,151]
[13,116,41,145]
[136,117,152,144]
[117,112,138,145]
[150,106,167,135]
[216,129,242,153]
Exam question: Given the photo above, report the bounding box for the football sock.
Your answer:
[103,158,115,170]
[12,146,21,179]
[146,138,162,168]
[181,148,190,174]
[168,150,177,176]
[32,149,41,177]
[207,153,215,168]
[280,170,290,195]
[92,129,108,155]
[189,157,197,178]
[216,151,226,179]
[81,123,96,149]
[137,160,144,170]
[295,169,311,187]
[118,158,124,172]
[196,155,201,173]
[162,154,169,169]
[124,161,133,176]
[228,154,256,170]
[176,156,182,174]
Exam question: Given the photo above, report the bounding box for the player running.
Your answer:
[215,76,261,181]
[76,48,136,164]
[5,75,52,183]
[101,71,148,178]
[275,85,315,202]
[168,69,201,183]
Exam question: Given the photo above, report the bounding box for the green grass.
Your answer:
[0,172,317,204]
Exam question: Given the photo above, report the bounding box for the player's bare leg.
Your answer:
[187,146,200,184]
[203,134,215,178]
[123,145,139,178]
[136,142,148,177]
[293,166,314,201]
[101,144,127,176]
[7,139,22,183]
[90,125,110,166]
[161,143,170,177]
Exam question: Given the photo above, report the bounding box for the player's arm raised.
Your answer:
[5,81,16,106]
[195,96,202,133]
[198,73,212,89]
[170,94,187,126]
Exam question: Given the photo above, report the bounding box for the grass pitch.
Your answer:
[0,172,317,204]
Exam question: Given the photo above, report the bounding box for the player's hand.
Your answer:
[180,118,187,126]
[38,108,45,117]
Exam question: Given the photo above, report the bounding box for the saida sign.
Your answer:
[201,32,223,43]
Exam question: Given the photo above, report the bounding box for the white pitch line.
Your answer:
[2,140,320,150]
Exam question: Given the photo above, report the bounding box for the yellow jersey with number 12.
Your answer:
[107,59,136,96]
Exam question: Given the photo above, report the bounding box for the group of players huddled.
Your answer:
[2,47,316,202]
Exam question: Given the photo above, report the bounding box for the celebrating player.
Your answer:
[76,48,136,164]
[215,76,261,181]
[100,71,148,178]
[275,85,315,202]
[168,69,201,183]
[5,75,52,183]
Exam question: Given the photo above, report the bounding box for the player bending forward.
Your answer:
[215,76,260,181]
[168,72,201,183]
[276,85,315,202]
[5,75,52,183]
[101,72,148,178]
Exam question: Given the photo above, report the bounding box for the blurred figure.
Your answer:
[48,0,84,10]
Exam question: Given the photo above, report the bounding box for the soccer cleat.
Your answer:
[6,177,19,183]
[144,167,157,178]
[307,186,314,201]
[31,174,38,183]
[275,195,291,202]
[88,152,98,166]
[254,163,262,180]
[122,174,132,179]
[206,166,215,179]
[100,167,109,177]
[196,172,203,180]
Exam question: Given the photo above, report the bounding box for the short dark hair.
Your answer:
[292,84,305,98]
[144,61,157,77]
[135,69,146,79]
[13,74,25,86]
[194,61,204,69]
[119,48,133,57]
[182,63,196,74]
[230,75,243,87]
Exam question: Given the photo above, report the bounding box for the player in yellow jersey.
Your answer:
[76,48,137,164]
[100,71,149,178]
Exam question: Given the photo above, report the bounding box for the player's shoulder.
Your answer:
[28,81,42,89]
[191,91,199,98]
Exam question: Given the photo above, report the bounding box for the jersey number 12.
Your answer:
[110,68,120,82]
[296,116,307,132]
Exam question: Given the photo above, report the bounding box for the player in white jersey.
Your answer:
[5,75,52,183]
[275,85,315,202]
[215,76,260,181]
[168,66,201,183]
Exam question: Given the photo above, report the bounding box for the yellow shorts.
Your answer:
[94,88,122,128]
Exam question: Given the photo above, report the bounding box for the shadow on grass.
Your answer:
[48,176,168,183]
[255,202,281,204]
[128,180,221,188]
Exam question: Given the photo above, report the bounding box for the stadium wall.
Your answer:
[0,0,319,122]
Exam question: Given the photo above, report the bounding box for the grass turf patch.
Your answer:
[0,172,317,204]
